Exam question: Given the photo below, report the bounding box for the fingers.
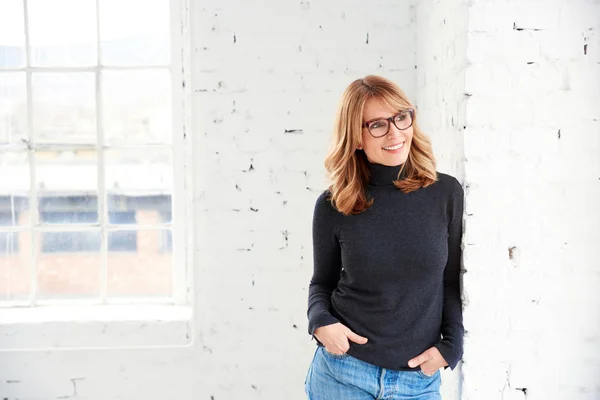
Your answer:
[324,344,348,355]
[345,329,368,344]
[408,350,433,368]
[419,359,438,376]
[409,347,446,376]
[316,324,368,355]
[324,336,350,355]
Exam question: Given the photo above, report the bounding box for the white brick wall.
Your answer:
[415,0,469,398]
[416,0,468,180]
[191,0,419,398]
[462,1,600,400]
[1,1,598,399]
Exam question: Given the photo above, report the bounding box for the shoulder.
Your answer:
[315,189,332,206]
[434,173,464,219]
[314,190,335,214]
[433,173,464,206]
[313,190,340,225]
[434,172,463,196]
[316,189,332,203]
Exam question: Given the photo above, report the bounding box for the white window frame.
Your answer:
[0,0,194,350]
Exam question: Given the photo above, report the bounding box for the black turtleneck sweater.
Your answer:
[307,162,464,371]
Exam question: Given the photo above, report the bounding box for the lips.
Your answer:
[382,142,405,151]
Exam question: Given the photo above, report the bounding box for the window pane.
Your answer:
[0,213,21,231]
[108,229,137,252]
[107,228,172,298]
[102,70,171,145]
[99,0,170,66]
[0,231,31,302]
[41,210,97,224]
[41,230,100,253]
[0,0,26,68]
[0,72,28,144]
[108,212,137,252]
[32,73,96,144]
[160,210,172,224]
[28,0,97,67]
[0,151,30,226]
[36,150,98,221]
[109,211,136,225]
[36,231,101,299]
[105,148,172,217]
[159,228,172,253]
[39,205,99,253]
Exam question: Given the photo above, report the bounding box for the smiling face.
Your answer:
[360,97,413,167]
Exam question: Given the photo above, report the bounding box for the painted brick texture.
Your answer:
[1,1,598,399]
[462,1,600,399]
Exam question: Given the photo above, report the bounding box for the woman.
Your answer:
[305,75,464,399]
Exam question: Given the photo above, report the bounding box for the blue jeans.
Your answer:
[305,346,442,400]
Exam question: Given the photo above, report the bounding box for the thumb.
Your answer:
[345,329,368,345]
[408,351,431,368]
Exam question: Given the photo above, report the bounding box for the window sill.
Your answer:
[0,305,193,351]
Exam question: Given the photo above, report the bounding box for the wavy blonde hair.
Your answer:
[325,75,437,215]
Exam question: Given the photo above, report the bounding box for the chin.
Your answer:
[381,154,408,167]
[378,160,403,167]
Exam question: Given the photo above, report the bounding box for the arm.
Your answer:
[307,191,342,336]
[433,182,465,370]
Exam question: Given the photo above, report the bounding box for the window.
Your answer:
[38,204,139,253]
[0,0,191,308]
[41,208,99,253]
[159,211,173,253]
[0,212,20,252]
[42,223,101,253]
[107,211,137,252]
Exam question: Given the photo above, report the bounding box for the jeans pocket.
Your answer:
[417,369,436,379]
[305,347,320,386]
[322,346,349,360]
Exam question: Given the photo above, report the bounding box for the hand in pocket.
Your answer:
[314,322,368,355]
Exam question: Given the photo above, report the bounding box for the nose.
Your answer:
[387,122,403,139]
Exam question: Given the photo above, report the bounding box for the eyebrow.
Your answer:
[364,112,398,125]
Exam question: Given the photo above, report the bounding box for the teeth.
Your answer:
[383,143,404,150]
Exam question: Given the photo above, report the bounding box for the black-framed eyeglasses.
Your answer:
[363,109,414,138]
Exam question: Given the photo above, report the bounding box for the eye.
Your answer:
[369,120,386,129]
[395,113,408,121]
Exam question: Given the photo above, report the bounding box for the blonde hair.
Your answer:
[324,75,437,215]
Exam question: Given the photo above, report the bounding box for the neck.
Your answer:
[367,160,406,186]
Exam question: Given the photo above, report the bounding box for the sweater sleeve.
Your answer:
[434,181,465,370]
[307,191,342,336]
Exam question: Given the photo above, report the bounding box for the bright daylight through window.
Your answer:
[0,0,184,307]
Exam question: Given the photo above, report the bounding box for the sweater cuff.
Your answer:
[308,312,339,336]
[434,340,462,370]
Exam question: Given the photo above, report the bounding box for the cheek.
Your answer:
[361,131,377,150]
[405,129,414,146]
[361,130,369,146]
[362,135,382,154]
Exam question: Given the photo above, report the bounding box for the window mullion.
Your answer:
[95,0,108,304]
[181,0,193,306]
[170,0,191,305]
[23,0,38,307]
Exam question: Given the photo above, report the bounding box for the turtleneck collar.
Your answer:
[367,160,406,186]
